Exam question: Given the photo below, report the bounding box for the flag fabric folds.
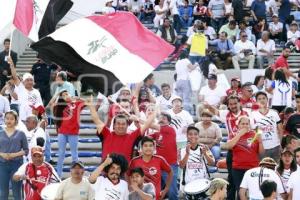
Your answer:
[31,12,174,86]
[13,0,73,41]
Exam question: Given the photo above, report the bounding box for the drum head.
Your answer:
[184,179,211,195]
[41,183,60,200]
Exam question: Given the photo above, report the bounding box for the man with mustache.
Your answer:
[89,153,129,200]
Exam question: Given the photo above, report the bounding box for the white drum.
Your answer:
[41,183,60,200]
[184,179,211,200]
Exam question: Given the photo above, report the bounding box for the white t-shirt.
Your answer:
[156,94,177,111]
[102,6,115,14]
[167,109,194,142]
[175,58,192,80]
[199,85,226,106]
[287,170,300,200]
[269,22,283,33]
[204,26,217,40]
[252,109,281,149]
[180,145,209,184]
[0,95,10,125]
[256,39,276,56]
[240,167,285,199]
[55,177,94,200]
[233,40,256,55]
[271,80,293,107]
[287,30,300,43]
[92,176,129,200]
[16,83,43,121]
[23,126,47,160]
[279,168,291,192]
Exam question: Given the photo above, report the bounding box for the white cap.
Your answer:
[22,73,34,81]
[105,0,113,3]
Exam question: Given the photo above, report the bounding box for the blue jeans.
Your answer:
[210,144,221,161]
[176,80,193,114]
[44,131,52,162]
[189,55,204,65]
[162,164,179,200]
[0,160,23,200]
[56,134,79,177]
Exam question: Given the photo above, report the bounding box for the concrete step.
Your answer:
[51,142,101,151]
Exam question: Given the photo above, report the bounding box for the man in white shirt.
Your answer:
[167,96,194,146]
[269,14,283,41]
[102,0,116,14]
[55,161,94,200]
[239,157,286,200]
[198,74,226,113]
[156,83,177,112]
[9,57,43,122]
[256,31,276,69]
[89,153,129,200]
[252,91,283,162]
[232,30,256,69]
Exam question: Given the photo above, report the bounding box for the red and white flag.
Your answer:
[13,0,73,41]
[31,12,174,84]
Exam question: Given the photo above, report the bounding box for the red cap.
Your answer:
[31,146,43,155]
[231,77,240,82]
[30,105,46,115]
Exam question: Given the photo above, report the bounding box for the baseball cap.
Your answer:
[30,105,46,115]
[281,148,294,156]
[272,14,278,18]
[22,73,34,81]
[259,157,277,167]
[208,74,217,80]
[31,146,43,156]
[71,161,85,169]
[171,96,182,103]
[231,77,240,82]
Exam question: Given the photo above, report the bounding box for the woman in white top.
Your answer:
[153,0,168,28]
[267,69,296,113]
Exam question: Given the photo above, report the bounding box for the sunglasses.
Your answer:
[242,35,248,38]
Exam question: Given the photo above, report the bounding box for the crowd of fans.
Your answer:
[1,0,300,199]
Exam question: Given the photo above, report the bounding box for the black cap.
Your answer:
[208,74,217,80]
[71,161,85,169]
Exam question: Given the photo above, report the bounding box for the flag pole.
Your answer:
[8,25,15,58]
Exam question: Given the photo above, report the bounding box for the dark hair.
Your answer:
[4,38,10,44]
[276,152,297,176]
[36,137,45,147]
[57,71,67,81]
[239,30,246,36]
[284,107,295,115]
[143,73,154,83]
[226,94,240,105]
[255,91,268,100]
[239,20,247,26]
[103,153,128,175]
[294,147,300,155]
[220,31,228,37]
[161,112,172,123]
[274,69,289,85]
[130,167,145,177]
[5,110,19,125]
[264,67,274,80]
[161,83,170,89]
[260,180,277,198]
[254,75,264,86]
[179,51,189,60]
[113,114,128,126]
[281,135,297,149]
[53,90,68,128]
[187,125,199,133]
[141,136,155,146]
[241,82,253,89]
[295,93,300,99]
[200,56,215,79]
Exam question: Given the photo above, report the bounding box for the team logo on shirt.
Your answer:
[104,188,122,200]
[148,167,158,176]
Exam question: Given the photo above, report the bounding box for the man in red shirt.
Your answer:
[13,146,60,200]
[239,82,256,109]
[272,46,299,80]
[128,137,173,200]
[149,112,178,200]
[87,97,156,162]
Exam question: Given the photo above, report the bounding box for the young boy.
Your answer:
[128,137,173,200]
[129,167,156,200]
[179,126,215,186]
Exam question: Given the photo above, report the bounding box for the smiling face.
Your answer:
[187,129,199,145]
[107,163,121,183]
[70,165,84,179]
[142,141,155,156]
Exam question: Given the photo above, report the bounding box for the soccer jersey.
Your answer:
[129,155,171,200]
[271,80,293,107]
[180,145,209,185]
[252,109,281,149]
[92,176,129,200]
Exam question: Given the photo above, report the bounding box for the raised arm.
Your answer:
[222,129,247,150]
[140,110,157,134]
[86,96,105,134]
[7,57,20,86]
[89,155,112,184]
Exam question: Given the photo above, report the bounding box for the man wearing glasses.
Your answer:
[232,30,256,70]
[239,82,256,109]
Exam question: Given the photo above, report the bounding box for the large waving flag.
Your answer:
[31,12,174,90]
[13,0,73,41]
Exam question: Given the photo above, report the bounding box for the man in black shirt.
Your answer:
[0,39,17,89]
[30,56,57,105]
[285,93,300,138]
[232,0,244,24]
